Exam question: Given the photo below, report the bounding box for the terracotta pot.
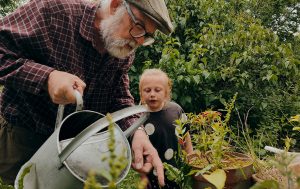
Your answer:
[252,173,264,183]
[188,152,254,189]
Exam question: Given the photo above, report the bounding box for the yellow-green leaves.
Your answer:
[202,169,226,189]
[289,115,300,132]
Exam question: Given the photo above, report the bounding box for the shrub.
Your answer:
[130,0,300,149]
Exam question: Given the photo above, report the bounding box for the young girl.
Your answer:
[139,69,193,188]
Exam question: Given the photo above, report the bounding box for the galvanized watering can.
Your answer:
[14,91,149,189]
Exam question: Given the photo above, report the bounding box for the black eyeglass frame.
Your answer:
[123,1,155,46]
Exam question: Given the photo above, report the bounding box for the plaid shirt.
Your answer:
[0,0,137,135]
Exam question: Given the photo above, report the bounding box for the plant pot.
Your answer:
[252,167,291,189]
[252,173,264,183]
[188,152,254,189]
[192,179,253,189]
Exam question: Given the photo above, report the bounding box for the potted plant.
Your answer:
[183,93,254,189]
[251,118,300,189]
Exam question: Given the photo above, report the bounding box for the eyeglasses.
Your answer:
[123,1,155,46]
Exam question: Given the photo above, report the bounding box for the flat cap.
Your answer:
[125,0,174,35]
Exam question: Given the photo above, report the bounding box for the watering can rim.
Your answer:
[56,105,150,163]
[53,91,150,186]
[56,111,131,185]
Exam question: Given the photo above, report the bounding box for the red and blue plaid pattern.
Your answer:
[0,0,137,135]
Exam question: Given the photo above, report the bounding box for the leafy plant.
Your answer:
[251,180,280,189]
[202,169,226,189]
[0,178,14,189]
[17,164,32,189]
[84,114,147,189]
[118,169,147,189]
[84,171,103,189]
[163,117,194,189]
[174,93,255,189]
[188,93,238,168]
[129,0,300,151]
[84,114,131,189]
[0,0,28,17]
[164,94,250,189]
[251,137,300,189]
[290,114,300,132]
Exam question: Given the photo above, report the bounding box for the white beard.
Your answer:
[99,6,138,59]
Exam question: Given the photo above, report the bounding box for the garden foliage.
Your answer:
[130,0,300,150]
[1,0,300,187]
[2,0,300,152]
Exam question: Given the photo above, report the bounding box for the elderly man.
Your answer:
[0,0,173,186]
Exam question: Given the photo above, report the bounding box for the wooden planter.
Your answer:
[188,152,254,189]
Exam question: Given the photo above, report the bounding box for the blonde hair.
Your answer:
[139,69,172,102]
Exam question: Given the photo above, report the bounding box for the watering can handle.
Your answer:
[58,105,149,164]
[55,90,83,129]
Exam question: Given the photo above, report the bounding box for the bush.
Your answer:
[129,0,300,149]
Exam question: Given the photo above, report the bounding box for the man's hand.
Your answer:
[131,129,165,187]
[47,70,86,104]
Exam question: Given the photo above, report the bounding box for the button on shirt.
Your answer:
[0,0,136,135]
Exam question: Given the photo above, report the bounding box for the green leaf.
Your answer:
[248,82,253,89]
[261,102,268,109]
[202,70,210,79]
[290,115,300,122]
[164,163,180,182]
[250,180,279,189]
[236,58,242,65]
[193,75,200,84]
[185,96,192,104]
[292,127,300,131]
[98,169,112,182]
[178,75,184,81]
[284,60,290,68]
[194,164,213,176]
[202,169,226,189]
[185,77,191,83]
[240,78,245,85]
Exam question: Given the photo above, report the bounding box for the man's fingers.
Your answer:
[132,146,144,170]
[47,70,85,104]
[139,154,153,172]
[140,149,165,186]
[140,162,152,173]
[152,155,165,187]
[73,79,86,95]
[131,129,164,186]
[62,85,74,102]
[144,153,152,163]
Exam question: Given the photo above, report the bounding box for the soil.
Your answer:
[252,168,285,183]
[188,152,253,170]
[188,152,254,187]
[252,167,299,189]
